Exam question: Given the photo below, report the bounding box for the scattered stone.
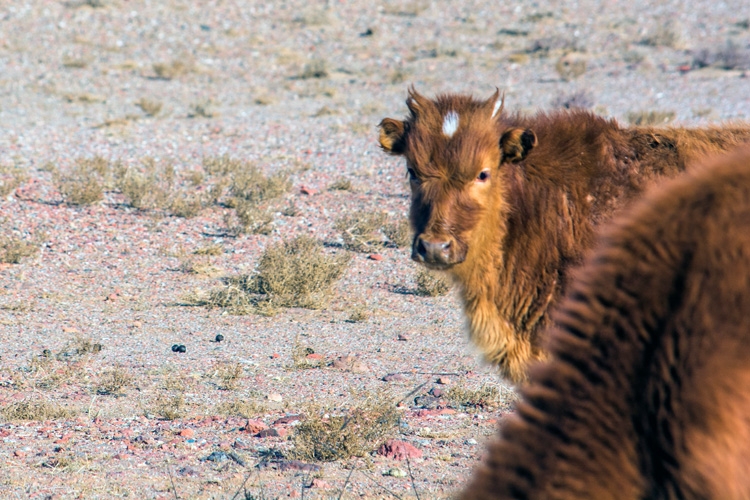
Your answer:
[299,186,317,195]
[465,438,478,445]
[384,467,407,477]
[241,419,268,434]
[382,373,406,382]
[429,387,444,398]
[273,414,304,425]
[267,393,283,402]
[436,377,451,385]
[368,253,383,261]
[414,395,440,408]
[177,466,199,476]
[203,451,229,462]
[215,334,224,342]
[305,353,323,360]
[309,478,331,489]
[257,428,281,438]
[332,354,369,373]
[377,439,423,460]
[179,429,194,438]
[41,349,51,358]
[397,333,409,341]
[171,344,186,353]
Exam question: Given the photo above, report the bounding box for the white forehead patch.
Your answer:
[491,97,503,118]
[442,110,459,138]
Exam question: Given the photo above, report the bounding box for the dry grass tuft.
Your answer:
[194,243,223,256]
[228,164,291,206]
[0,164,28,197]
[290,394,400,462]
[328,178,352,191]
[214,399,267,418]
[185,236,350,315]
[291,339,327,369]
[445,381,511,411]
[298,58,328,79]
[152,60,191,80]
[382,218,411,248]
[335,212,388,252]
[95,367,132,395]
[55,156,111,205]
[347,306,370,323]
[115,158,174,210]
[415,268,451,297]
[1,398,76,421]
[149,394,186,420]
[212,362,244,391]
[135,97,163,117]
[0,236,39,264]
[627,110,676,125]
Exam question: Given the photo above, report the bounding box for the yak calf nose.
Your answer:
[416,237,452,263]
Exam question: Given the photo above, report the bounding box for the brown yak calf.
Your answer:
[460,146,750,500]
[378,88,750,383]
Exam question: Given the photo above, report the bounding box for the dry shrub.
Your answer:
[95,367,132,395]
[135,97,162,117]
[298,58,328,79]
[169,193,203,218]
[194,243,223,256]
[640,21,685,48]
[149,394,186,420]
[0,236,38,264]
[0,164,27,197]
[55,156,111,205]
[382,218,411,248]
[212,362,244,391]
[445,382,504,411]
[186,236,350,315]
[335,212,388,252]
[1,399,76,421]
[203,155,245,177]
[188,100,218,118]
[692,39,750,70]
[627,110,676,126]
[347,306,370,323]
[215,399,267,418]
[152,60,191,80]
[115,158,174,210]
[328,178,352,191]
[291,339,326,369]
[290,394,400,462]
[228,164,291,205]
[228,200,274,235]
[415,268,451,297]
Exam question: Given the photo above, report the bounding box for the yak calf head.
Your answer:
[379,88,536,271]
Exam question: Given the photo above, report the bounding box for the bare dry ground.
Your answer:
[1,1,748,499]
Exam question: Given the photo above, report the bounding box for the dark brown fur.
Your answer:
[460,146,750,500]
[379,88,750,383]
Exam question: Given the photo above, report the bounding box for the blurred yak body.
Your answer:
[461,146,750,499]
[379,88,750,383]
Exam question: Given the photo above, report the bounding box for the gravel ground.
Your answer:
[1,1,749,499]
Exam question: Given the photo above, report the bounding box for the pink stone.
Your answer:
[377,439,423,460]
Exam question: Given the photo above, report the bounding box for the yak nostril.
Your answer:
[416,237,452,262]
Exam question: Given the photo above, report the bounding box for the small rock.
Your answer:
[305,353,323,360]
[215,334,224,342]
[309,478,331,489]
[257,428,282,438]
[377,439,423,460]
[270,353,280,359]
[179,429,194,438]
[241,419,268,434]
[171,344,186,353]
[382,373,406,382]
[273,414,304,425]
[299,186,318,195]
[384,467,407,478]
[204,451,228,462]
[429,387,444,398]
[397,333,408,341]
[436,377,451,385]
[132,321,142,329]
[465,438,478,446]
[13,450,25,458]
[368,253,383,261]
[267,393,283,402]
[414,395,439,408]
[275,460,320,472]
[177,466,199,476]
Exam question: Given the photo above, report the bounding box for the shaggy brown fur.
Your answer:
[379,88,750,383]
[460,146,750,500]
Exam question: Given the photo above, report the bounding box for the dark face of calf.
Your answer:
[378,89,536,271]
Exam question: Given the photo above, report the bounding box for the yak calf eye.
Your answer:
[476,169,490,182]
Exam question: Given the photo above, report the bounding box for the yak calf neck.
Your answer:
[378,88,750,384]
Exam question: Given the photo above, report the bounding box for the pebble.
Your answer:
[382,373,406,382]
[267,393,283,402]
[215,334,224,342]
[368,253,383,261]
[241,419,268,434]
[179,429,194,438]
[465,438,478,445]
[377,439,423,460]
[171,344,186,353]
[203,451,228,462]
[384,467,407,478]
[257,428,283,438]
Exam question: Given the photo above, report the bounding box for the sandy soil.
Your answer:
[1,1,749,499]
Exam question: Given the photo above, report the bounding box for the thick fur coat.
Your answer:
[460,146,750,499]
[379,88,750,383]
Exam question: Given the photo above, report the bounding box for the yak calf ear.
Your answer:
[378,118,407,155]
[500,128,537,163]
